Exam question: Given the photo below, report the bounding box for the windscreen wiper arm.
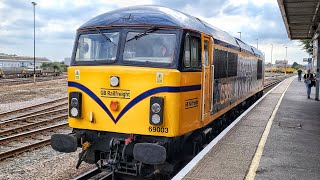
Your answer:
[126,26,159,42]
[94,27,116,45]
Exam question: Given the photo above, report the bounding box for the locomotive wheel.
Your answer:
[138,163,170,180]
[154,174,170,180]
[227,111,236,124]
[212,121,220,135]
[218,118,225,131]
[221,118,227,130]
[139,163,156,179]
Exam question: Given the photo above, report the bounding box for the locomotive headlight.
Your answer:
[70,107,79,117]
[149,97,164,126]
[151,114,161,125]
[151,103,161,113]
[69,92,82,118]
[110,76,119,87]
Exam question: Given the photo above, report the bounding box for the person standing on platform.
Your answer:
[297,69,302,81]
[303,69,315,98]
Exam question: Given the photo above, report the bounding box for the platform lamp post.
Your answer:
[238,32,241,40]
[285,46,287,75]
[32,1,36,83]
[270,44,273,71]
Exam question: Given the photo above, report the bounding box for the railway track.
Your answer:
[74,167,113,180]
[0,97,69,161]
[0,123,69,161]
[264,75,289,89]
[0,75,66,87]
[0,109,67,137]
[0,97,67,121]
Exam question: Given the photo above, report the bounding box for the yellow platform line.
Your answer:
[245,77,295,180]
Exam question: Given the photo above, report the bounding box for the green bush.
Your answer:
[41,61,68,72]
[291,62,302,70]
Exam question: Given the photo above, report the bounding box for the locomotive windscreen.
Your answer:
[75,32,120,62]
[124,32,176,64]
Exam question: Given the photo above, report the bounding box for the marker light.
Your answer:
[110,76,119,87]
[151,114,161,125]
[151,103,161,113]
[71,98,78,107]
[110,101,119,111]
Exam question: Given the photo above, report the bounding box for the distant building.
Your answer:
[275,60,289,68]
[265,62,273,68]
[0,53,50,69]
[64,57,71,66]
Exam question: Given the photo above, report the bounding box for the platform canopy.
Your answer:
[278,0,320,39]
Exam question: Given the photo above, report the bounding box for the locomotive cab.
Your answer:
[51,25,203,176]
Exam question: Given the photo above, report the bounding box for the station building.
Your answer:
[275,60,289,68]
[0,53,51,69]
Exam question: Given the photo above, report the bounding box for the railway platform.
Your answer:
[173,76,320,180]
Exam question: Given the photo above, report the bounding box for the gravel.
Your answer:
[0,79,67,113]
[0,146,95,180]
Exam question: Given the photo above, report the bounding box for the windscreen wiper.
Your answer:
[126,26,159,42]
[94,27,116,45]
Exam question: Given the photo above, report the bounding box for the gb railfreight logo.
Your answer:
[100,88,130,99]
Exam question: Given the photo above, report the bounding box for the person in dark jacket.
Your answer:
[297,69,302,81]
[303,69,315,98]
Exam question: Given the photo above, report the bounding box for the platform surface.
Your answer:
[182,77,320,180]
[256,78,320,180]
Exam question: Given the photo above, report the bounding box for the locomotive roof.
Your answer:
[80,5,263,58]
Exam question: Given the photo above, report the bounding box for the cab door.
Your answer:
[201,34,213,122]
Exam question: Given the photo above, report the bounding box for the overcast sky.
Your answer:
[0,0,310,64]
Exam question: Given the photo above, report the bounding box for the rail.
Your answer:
[73,167,113,180]
[0,108,67,128]
[0,97,67,120]
[0,75,66,87]
[0,114,67,137]
[0,123,69,160]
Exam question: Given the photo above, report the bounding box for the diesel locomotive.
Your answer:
[51,5,264,178]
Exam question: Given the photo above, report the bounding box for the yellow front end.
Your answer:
[68,66,183,137]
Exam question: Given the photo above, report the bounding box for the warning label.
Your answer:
[156,72,164,84]
[75,70,80,80]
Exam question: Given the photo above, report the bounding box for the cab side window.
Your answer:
[184,35,191,67]
[257,59,263,79]
[214,49,227,79]
[184,34,201,71]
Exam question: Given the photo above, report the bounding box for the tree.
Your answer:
[40,61,68,72]
[300,39,313,55]
[291,62,301,70]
